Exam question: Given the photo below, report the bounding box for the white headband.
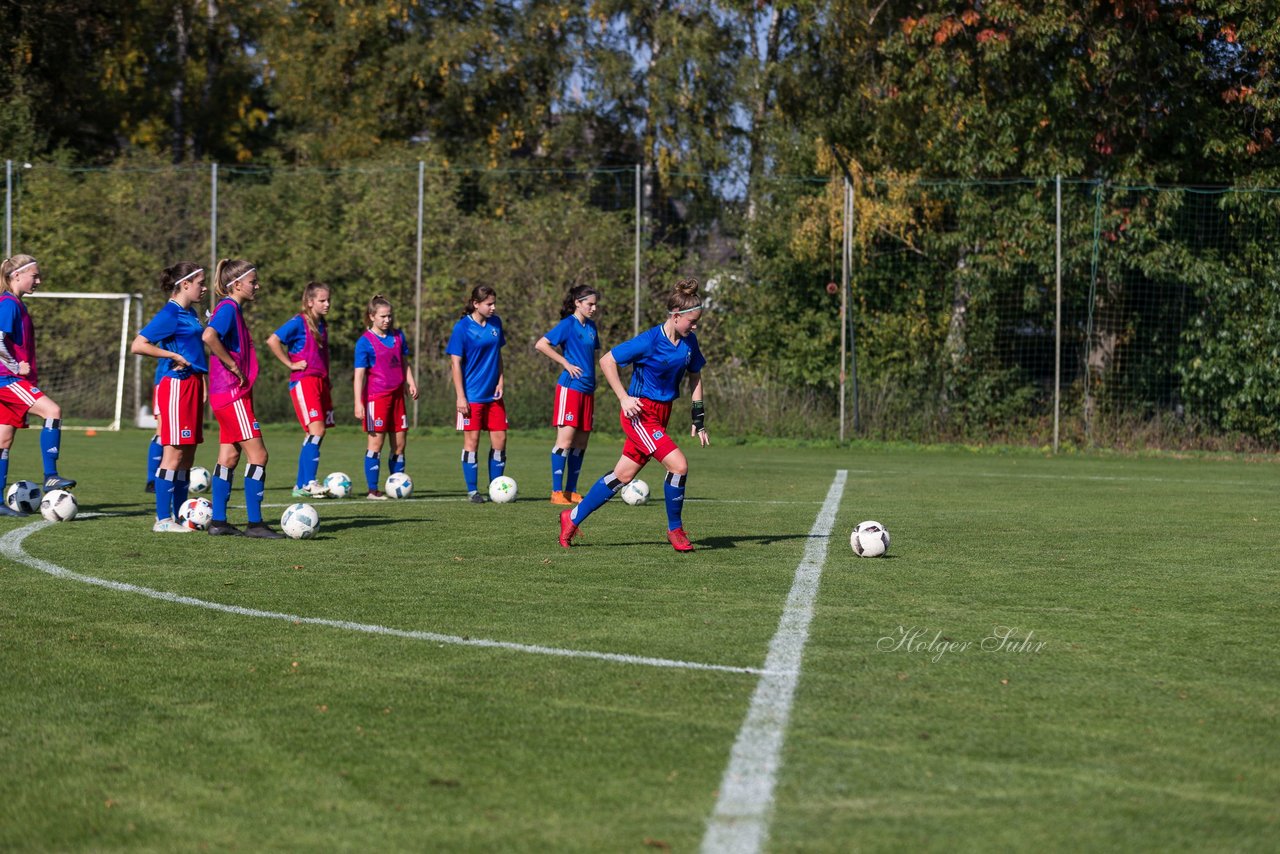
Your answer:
[9,261,37,276]
[176,267,204,285]
[229,266,256,286]
[674,304,703,315]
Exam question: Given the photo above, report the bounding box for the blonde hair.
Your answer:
[1,255,38,293]
[301,281,330,336]
[666,278,701,315]
[212,258,255,298]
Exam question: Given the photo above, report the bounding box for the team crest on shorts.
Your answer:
[180,429,192,439]
[565,413,574,422]
[374,418,384,427]
[652,429,664,439]
[252,421,260,430]
[308,408,318,418]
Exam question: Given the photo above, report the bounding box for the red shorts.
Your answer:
[365,392,407,434]
[156,375,204,446]
[291,376,335,431]
[213,395,262,444]
[552,386,594,432]
[457,398,508,432]
[620,398,678,464]
[0,379,44,428]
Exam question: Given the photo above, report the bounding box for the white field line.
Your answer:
[702,469,847,854]
[0,517,774,677]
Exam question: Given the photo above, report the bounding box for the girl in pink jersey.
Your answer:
[267,281,333,499]
[201,258,284,538]
[353,295,419,499]
[0,255,75,517]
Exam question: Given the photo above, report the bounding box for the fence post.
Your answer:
[634,164,642,336]
[209,162,218,312]
[1054,175,1062,453]
[4,160,10,259]
[413,160,425,428]
[839,177,850,441]
[1084,181,1104,445]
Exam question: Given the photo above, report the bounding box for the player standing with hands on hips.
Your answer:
[130,262,208,531]
[558,278,708,552]
[447,285,508,503]
[0,255,76,517]
[353,295,418,499]
[202,259,285,538]
[535,285,601,505]
[267,281,333,499]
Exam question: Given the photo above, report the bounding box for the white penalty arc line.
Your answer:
[702,469,847,854]
[0,518,773,678]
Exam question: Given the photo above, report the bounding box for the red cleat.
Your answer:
[558,508,579,548]
[667,527,694,552]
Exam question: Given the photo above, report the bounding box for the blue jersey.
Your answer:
[446,314,505,403]
[610,325,706,402]
[208,298,242,351]
[138,300,208,379]
[543,315,600,394]
[0,295,31,389]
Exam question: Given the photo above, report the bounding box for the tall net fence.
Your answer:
[5,161,1280,451]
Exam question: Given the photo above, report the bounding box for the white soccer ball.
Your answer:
[488,475,518,504]
[620,479,650,506]
[40,488,78,522]
[323,471,352,498]
[851,520,890,558]
[281,502,320,539]
[177,497,214,530]
[6,480,42,514]
[385,472,413,499]
[188,466,211,494]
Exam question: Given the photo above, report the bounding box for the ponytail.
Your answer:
[212,258,255,298]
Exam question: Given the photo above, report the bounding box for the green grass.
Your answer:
[1,429,1277,851]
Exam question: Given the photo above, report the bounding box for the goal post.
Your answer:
[27,291,142,431]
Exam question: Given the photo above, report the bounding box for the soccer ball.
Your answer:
[177,497,214,530]
[188,466,211,493]
[6,480,41,514]
[281,502,320,539]
[620,479,650,506]
[488,475,518,504]
[40,488,78,522]
[323,472,352,498]
[851,520,890,558]
[385,472,413,499]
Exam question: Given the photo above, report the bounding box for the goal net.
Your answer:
[26,292,140,431]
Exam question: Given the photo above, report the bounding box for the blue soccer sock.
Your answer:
[155,468,176,521]
[212,464,234,521]
[550,447,567,492]
[461,450,478,493]
[39,417,62,478]
[390,453,406,475]
[364,451,381,492]
[298,435,322,488]
[663,472,687,531]
[570,471,623,525]
[488,448,506,483]
[244,464,265,524]
[565,448,586,494]
[0,447,9,494]
[172,468,190,514]
[146,436,162,487]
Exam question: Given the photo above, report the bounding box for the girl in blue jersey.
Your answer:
[130,261,209,532]
[446,285,507,503]
[534,285,601,505]
[559,278,708,552]
[0,255,76,518]
[267,281,333,499]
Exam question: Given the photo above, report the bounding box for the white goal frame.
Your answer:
[28,291,141,431]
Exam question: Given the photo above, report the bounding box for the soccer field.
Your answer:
[1,429,1276,851]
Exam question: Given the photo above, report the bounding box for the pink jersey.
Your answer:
[0,293,36,386]
[209,299,260,410]
[290,316,329,384]
[361,330,407,399]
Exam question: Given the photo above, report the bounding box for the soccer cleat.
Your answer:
[367,490,389,500]
[667,527,694,552]
[244,523,286,540]
[0,504,26,518]
[468,491,488,504]
[293,482,328,498]
[207,520,245,536]
[145,481,156,494]
[152,517,192,533]
[569,492,585,503]
[558,508,579,548]
[44,475,76,491]
[550,490,573,505]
